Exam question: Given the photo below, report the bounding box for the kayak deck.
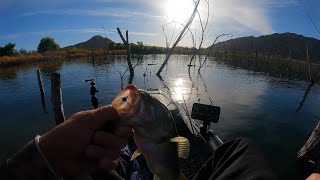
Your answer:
[145,89,214,177]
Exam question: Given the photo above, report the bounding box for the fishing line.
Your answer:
[158,56,199,136]
[171,56,215,153]
[197,72,214,106]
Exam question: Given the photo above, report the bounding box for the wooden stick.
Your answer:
[51,73,65,125]
[37,69,45,95]
[37,69,47,113]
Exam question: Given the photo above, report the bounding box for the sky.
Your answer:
[0,0,319,50]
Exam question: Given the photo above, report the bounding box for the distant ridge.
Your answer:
[64,35,113,50]
[212,33,320,62]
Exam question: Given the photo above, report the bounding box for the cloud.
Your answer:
[0,28,159,39]
[21,8,162,19]
[209,0,298,35]
[260,0,299,8]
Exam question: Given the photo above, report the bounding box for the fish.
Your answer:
[112,85,189,180]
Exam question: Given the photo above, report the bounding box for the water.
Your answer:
[1,55,320,179]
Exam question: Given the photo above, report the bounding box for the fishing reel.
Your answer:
[85,79,99,108]
[191,103,222,145]
[85,79,95,86]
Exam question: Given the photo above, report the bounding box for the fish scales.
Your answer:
[112,85,189,180]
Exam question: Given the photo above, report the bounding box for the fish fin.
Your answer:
[178,173,187,180]
[153,174,161,180]
[130,149,142,161]
[170,136,190,159]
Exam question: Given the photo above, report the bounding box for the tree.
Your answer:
[37,37,60,53]
[0,43,16,56]
[19,48,27,54]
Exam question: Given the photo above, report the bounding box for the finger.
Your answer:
[77,105,119,130]
[93,105,119,129]
[99,158,119,170]
[307,173,320,180]
[114,126,133,138]
[85,145,120,160]
[93,131,128,149]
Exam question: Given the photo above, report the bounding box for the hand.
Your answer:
[39,105,132,176]
[307,173,320,180]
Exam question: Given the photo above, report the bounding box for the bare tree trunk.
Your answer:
[117,28,134,77]
[156,0,201,76]
[51,73,65,125]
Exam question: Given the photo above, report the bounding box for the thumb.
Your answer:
[87,105,120,130]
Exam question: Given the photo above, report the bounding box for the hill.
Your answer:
[64,35,113,50]
[212,33,320,62]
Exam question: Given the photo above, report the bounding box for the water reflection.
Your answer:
[172,78,188,102]
[0,55,320,179]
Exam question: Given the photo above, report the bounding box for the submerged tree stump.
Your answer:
[37,69,45,95]
[51,73,65,125]
[37,69,47,113]
[298,121,320,163]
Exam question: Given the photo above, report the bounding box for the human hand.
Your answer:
[307,173,320,180]
[39,105,132,176]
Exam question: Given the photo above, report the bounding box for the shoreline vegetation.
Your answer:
[1,38,319,82]
[0,48,127,67]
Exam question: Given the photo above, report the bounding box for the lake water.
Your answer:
[1,54,320,179]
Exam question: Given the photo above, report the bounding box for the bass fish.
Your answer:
[112,85,189,180]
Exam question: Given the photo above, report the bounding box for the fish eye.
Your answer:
[122,97,127,102]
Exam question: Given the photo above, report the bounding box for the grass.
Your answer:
[0,48,127,67]
[210,50,320,81]
[0,54,44,67]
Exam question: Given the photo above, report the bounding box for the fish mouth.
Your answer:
[112,85,141,120]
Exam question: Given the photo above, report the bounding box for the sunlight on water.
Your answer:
[1,55,320,179]
[172,78,188,102]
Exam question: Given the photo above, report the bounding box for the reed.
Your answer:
[0,48,128,67]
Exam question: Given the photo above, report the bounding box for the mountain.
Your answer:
[65,35,113,50]
[212,33,320,62]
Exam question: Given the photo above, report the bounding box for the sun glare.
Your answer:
[165,0,194,23]
[173,78,187,102]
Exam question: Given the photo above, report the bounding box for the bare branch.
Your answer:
[306,42,312,81]
[117,28,127,44]
[198,33,231,72]
[296,80,315,112]
[157,0,201,76]
[189,0,210,66]
[304,3,320,34]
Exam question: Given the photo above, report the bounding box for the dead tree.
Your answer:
[296,43,314,112]
[188,0,210,67]
[156,0,201,76]
[297,21,320,162]
[198,34,231,72]
[117,28,134,77]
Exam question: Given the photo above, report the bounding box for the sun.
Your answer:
[165,0,195,23]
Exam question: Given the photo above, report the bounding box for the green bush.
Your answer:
[0,43,16,56]
[37,37,60,53]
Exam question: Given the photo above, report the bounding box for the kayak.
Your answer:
[144,88,223,177]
